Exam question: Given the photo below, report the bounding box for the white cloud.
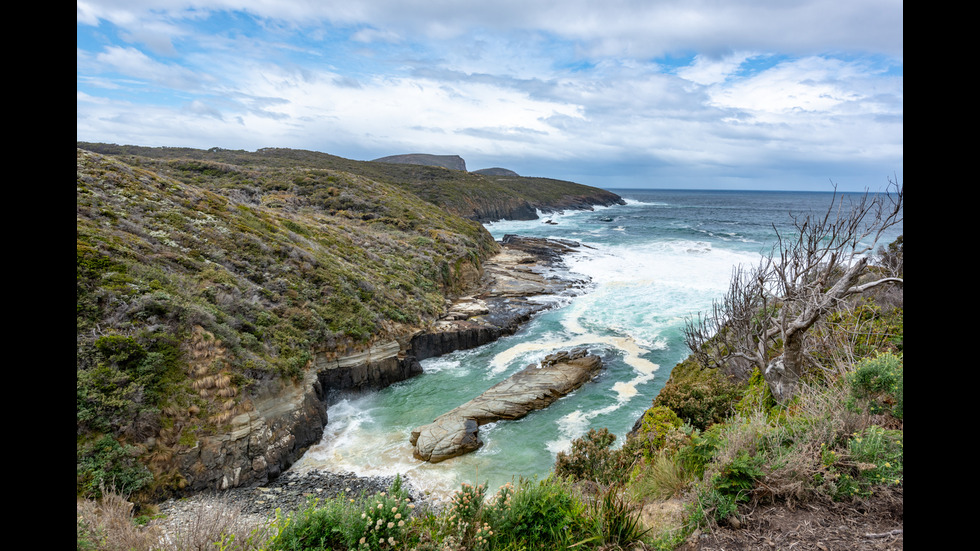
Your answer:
[77,0,902,189]
[77,0,903,57]
[351,27,402,44]
[92,45,211,91]
[676,52,757,86]
[706,57,901,121]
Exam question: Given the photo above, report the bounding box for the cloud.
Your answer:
[91,45,211,91]
[676,52,758,86]
[77,0,903,57]
[705,56,902,121]
[76,0,902,190]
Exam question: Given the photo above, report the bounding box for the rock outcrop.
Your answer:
[459,191,625,223]
[473,167,520,177]
[372,153,467,171]
[175,366,329,493]
[410,348,602,463]
[315,340,423,393]
[404,235,590,363]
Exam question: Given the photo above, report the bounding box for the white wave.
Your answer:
[421,355,461,374]
[621,197,668,207]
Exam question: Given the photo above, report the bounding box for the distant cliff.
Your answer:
[453,174,625,222]
[372,153,466,171]
[369,151,624,221]
[472,167,520,177]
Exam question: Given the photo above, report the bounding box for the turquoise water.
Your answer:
[292,189,903,500]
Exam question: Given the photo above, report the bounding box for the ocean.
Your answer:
[291,189,903,501]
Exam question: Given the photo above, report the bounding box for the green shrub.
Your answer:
[76,332,184,440]
[586,485,649,547]
[695,486,741,524]
[490,476,585,550]
[815,425,904,501]
[848,351,903,418]
[628,449,689,501]
[629,406,684,460]
[735,367,777,416]
[267,475,413,551]
[554,428,631,485]
[443,480,489,544]
[653,357,741,430]
[676,424,723,479]
[847,426,903,489]
[711,450,763,504]
[820,299,904,359]
[76,435,153,499]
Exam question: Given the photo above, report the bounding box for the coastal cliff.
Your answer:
[368,151,626,221]
[76,145,605,501]
[372,153,467,171]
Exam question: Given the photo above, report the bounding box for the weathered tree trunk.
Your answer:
[765,333,804,404]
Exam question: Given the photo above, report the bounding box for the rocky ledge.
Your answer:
[406,235,590,364]
[410,348,603,463]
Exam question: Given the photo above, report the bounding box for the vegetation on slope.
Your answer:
[76,143,624,222]
[76,147,499,501]
[555,234,904,547]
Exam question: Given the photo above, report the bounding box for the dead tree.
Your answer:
[684,178,903,404]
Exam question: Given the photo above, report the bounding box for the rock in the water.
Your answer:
[410,349,602,462]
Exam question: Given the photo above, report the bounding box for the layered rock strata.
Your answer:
[410,348,602,463]
[176,368,329,492]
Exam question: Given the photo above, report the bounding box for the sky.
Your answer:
[77,1,903,191]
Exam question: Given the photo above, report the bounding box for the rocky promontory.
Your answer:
[410,348,602,463]
[371,153,467,171]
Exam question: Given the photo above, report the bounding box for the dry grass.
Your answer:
[77,491,164,551]
[77,488,272,551]
[699,376,882,507]
[629,450,690,502]
[160,497,272,551]
[795,377,873,441]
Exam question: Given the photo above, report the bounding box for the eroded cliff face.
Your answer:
[461,192,625,223]
[176,368,328,492]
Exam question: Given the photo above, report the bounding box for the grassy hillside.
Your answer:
[76,147,499,500]
[76,143,624,222]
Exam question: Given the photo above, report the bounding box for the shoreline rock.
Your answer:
[410,348,603,463]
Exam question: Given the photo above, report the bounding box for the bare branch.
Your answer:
[685,178,903,403]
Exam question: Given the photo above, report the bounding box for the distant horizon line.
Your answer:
[604,187,881,194]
